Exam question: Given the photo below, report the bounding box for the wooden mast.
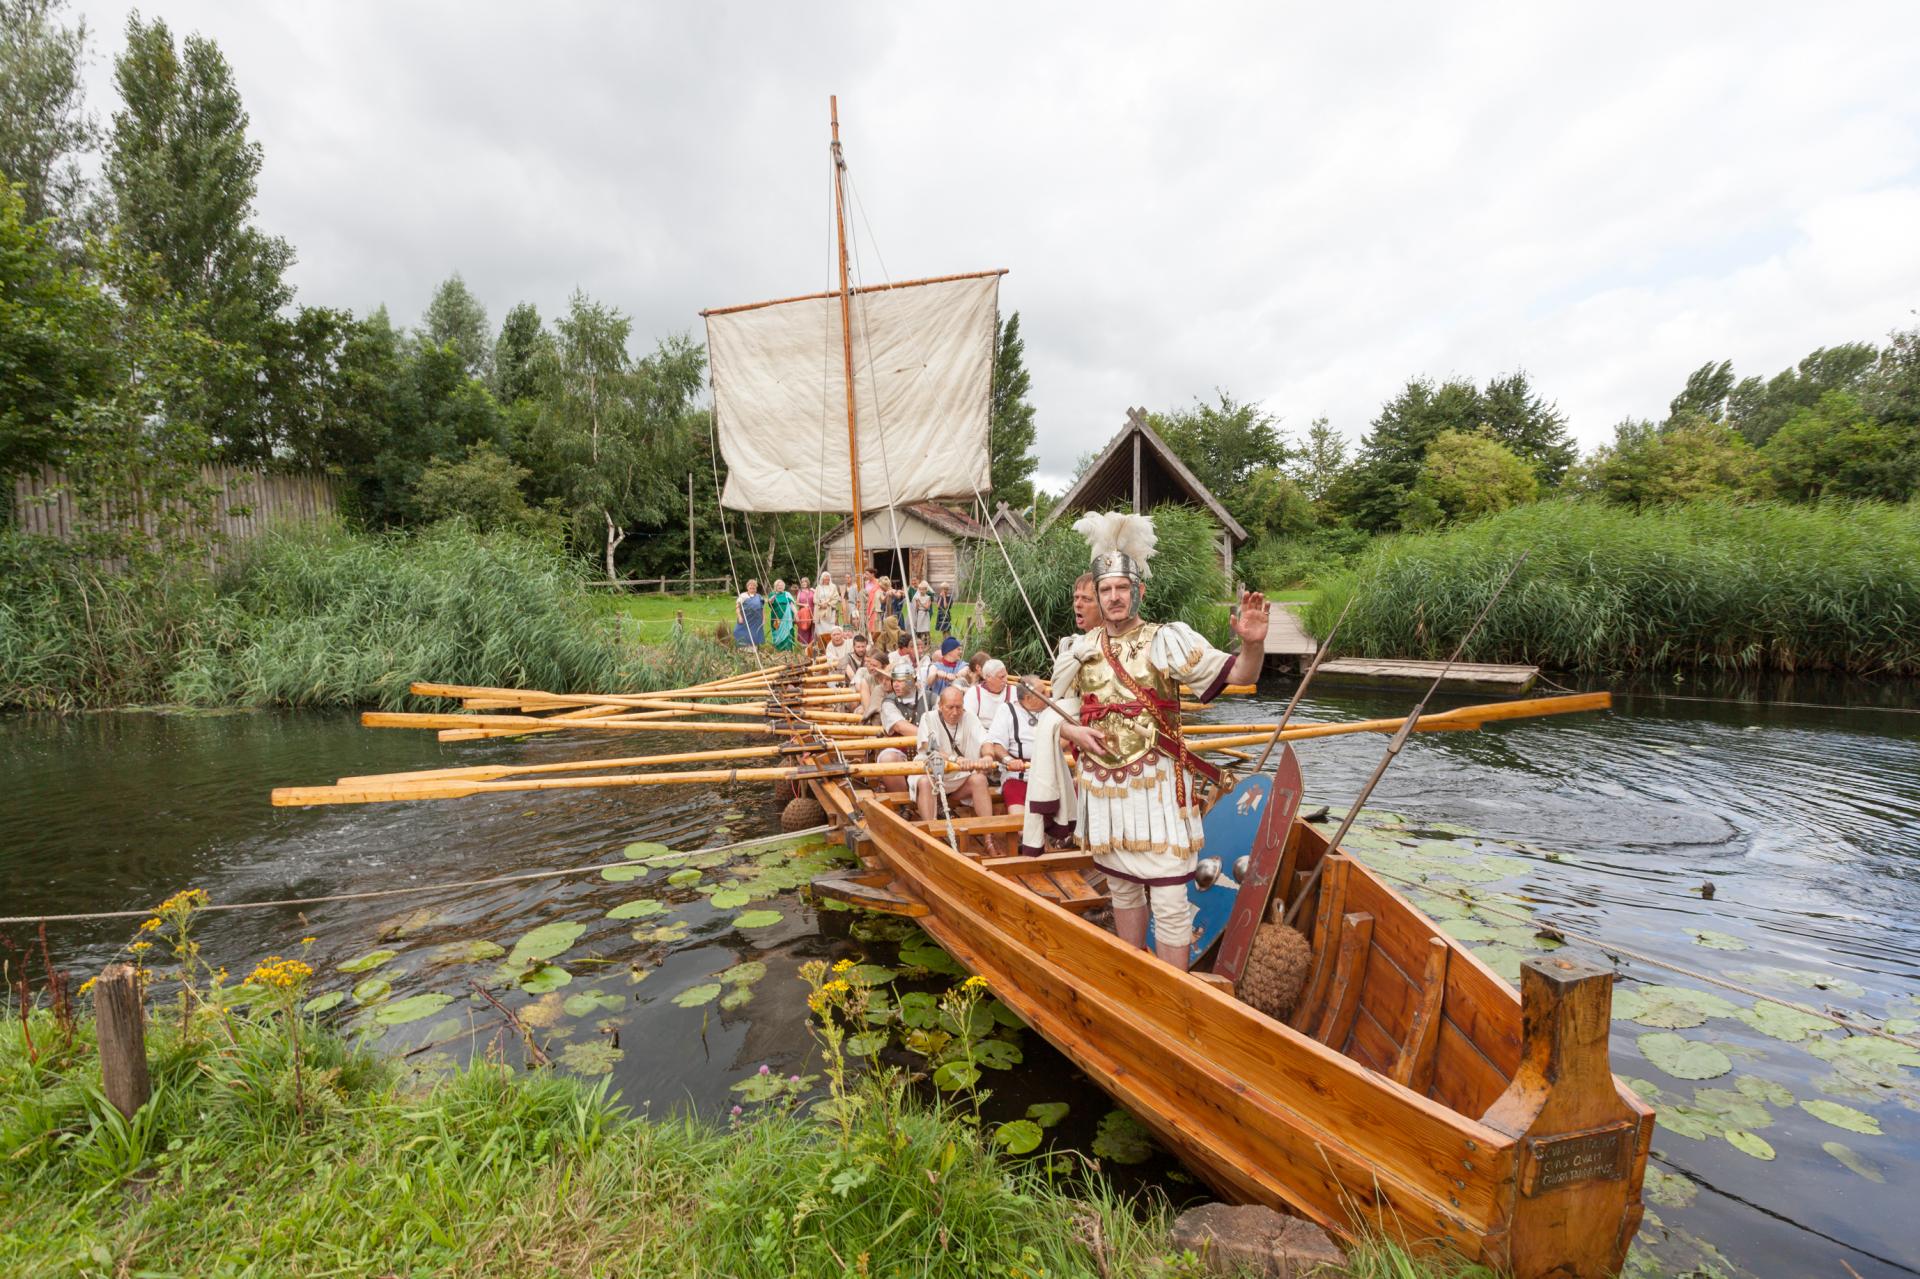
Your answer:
[830,96,866,588]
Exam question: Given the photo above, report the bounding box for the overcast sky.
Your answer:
[70,2,1920,490]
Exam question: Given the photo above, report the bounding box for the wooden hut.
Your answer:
[820,502,989,589]
[1039,408,1248,580]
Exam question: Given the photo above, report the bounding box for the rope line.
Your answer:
[0,827,831,927]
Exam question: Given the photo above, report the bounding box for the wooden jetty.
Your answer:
[1261,601,1319,667]
[1314,658,1540,695]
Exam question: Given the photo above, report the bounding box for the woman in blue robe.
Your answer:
[768,580,797,651]
[733,580,766,647]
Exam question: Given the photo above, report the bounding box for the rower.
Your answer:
[983,679,1048,843]
[872,660,927,796]
[913,685,1001,853]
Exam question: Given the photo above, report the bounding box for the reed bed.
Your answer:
[1308,499,1920,675]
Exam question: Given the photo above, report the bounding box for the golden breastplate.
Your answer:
[1073,624,1181,772]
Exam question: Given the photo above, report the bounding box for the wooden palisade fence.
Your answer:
[10,464,337,547]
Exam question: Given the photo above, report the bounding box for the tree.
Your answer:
[492,301,549,406]
[987,310,1038,509]
[0,182,115,477]
[1235,467,1317,540]
[1576,417,1758,507]
[105,14,293,461]
[1864,317,1920,431]
[1151,391,1291,535]
[412,441,557,535]
[1478,372,1576,485]
[1727,344,1877,447]
[0,0,97,235]
[1758,390,1919,503]
[1668,360,1736,424]
[420,272,492,381]
[1403,430,1538,528]
[1289,416,1348,505]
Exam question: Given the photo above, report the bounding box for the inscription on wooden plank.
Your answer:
[1522,1124,1632,1196]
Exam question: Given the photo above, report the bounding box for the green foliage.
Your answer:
[1151,391,1292,536]
[1236,526,1370,591]
[491,300,549,406]
[412,441,559,536]
[1759,390,1920,502]
[966,505,1229,673]
[1309,499,1920,674]
[1403,430,1538,528]
[1574,416,1759,508]
[987,310,1038,509]
[1727,344,1878,446]
[1289,415,1349,504]
[0,0,98,233]
[418,271,492,381]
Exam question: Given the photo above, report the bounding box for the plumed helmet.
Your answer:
[1073,511,1156,585]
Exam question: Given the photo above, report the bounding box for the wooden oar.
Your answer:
[336,734,911,787]
[1185,692,1611,754]
[274,758,989,807]
[364,711,884,737]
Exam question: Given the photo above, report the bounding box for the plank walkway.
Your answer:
[1312,658,1538,694]
[1262,602,1318,658]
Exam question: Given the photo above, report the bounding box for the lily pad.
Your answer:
[1729,967,1866,1000]
[518,964,572,993]
[507,922,586,967]
[1469,945,1524,983]
[1688,929,1748,952]
[601,864,646,882]
[1822,1140,1885,1183]
[1656,1106,1725,1141]
[903,1028,952,1058]
[847,963,896,987]
[732,909,783,929]
[666,868,703,888]
[986,1000,1026,1030]
[1725,1130,1775,1160]
[1805,1033,1920,1077]
[1624,985,1741,1029]
[973,1038,1023,1070]
[995,1120,1044,1155]
[672,983,723,1008]
[1092,1109,1155,1165]
[624,841,672,861]
[846,1030,889,1057]
[606,899,667,920]
[1611,989,1650,1022]
[563,990,624,1017]
[434,938,505,964]
[350,977,391,1004]
[719,984,754,1012]
[303,990,346,1014]
[338,948,399,973]
[1639,1032,1732,1081]
[1800,1099,1882,1135]
[1026,1101,1070,1129]
[1644,1170,1698,1208]
[899,937,965,976]
[374,992,455,1026]
[708,889,751,909]
[898,993,939,1029]
[631,922,690,945]
[1734,1074,1794,1107]
[559,1040,622,1076]
[1691,1088,1771,1130]
[932,1060,980,1091]
[721,961,768,986]
[1735,1001,1833,1042]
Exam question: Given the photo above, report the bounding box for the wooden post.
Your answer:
[830,97,866,584]
[1482,953,1649,1279]
[93,964,150,1118]
[1132,429,1143,512]
[687,472,695,592]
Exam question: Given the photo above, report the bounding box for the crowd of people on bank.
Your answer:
[732,570,961,655]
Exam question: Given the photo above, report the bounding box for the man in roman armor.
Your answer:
[1052,512,1270,969]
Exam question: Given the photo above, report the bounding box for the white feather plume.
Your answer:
[1073,509,1156,578]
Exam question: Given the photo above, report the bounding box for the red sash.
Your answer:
[1085,628,1221,808]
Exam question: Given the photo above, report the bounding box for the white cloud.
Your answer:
[71,1,1920,486]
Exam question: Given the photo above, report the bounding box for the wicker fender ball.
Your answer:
[773,778,798,804]
[1239,924,1312,1022]
[781,796,827,831]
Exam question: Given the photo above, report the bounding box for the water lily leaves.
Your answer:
[1656,1106,1724,1141]
[1624,986,1741,1029]
[1026,1101,1070,1129]
[1092,1110,1155,1165]
[1729,967,1867,1000]
[940,1001,994,1038]
[1735,1075,1794,1107]
[1612,989,1650,1023]
[507,922,585,967]
[559,1040,622,1076]
[1799,1099,1882,1135]
[601,864,647,882]
[1887,1017,1919,1037]
[932,1060,980,1091]
[1822,1141,1885,1183]
[623,841,672,861]
[374,992,455,1025]
[666,868,703,888]
[898,992,939,1029]
[719,986,754,1012]
[685,849,737,870]
[986,1000,1026,1030]
[721,961,767,987]
[1639,1032,1732,1081]
[995,1120,1044,1155]
[1644,1170,1698,1208]
[902,1028,952,1059]
[899,937,965,976]
[1734,1001,1832,1042]
[563,990,623,1017]
[973,1039,1023,1070]
[351,977,391,1004]
[1806,1033,1920,1077]
[606,899,667,920]
[1691,1088,1771,1130]
[303,990,345,1014]
[708,888,752,910]
[1725,1130,1775,1160]
[518,964,572,994]
[1688,929,1747,951]
[672,983,723,1008]
[846,1030,889,1057]
[434,938,506,964]
[733,909,783,929]
[631,922,690,945]
[1470,945,1524,983]
[847,963,896,987]
[851,917,913,943]
[338,948,399,973]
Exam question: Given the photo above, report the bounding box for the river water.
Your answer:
[3,675,1916,1278]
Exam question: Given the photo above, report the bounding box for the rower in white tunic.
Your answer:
[1053,512,1270,970]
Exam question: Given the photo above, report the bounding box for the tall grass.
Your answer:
[0,522,748,711]
[967,506,1230,673]
[1308,499,1920,674]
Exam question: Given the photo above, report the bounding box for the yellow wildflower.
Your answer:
[962,975,988,993]
[139,918,161,932]
[247,957,313,990]
[825,979,851,996]
[831,958,855,974]
[77,977,97,997]
[299,936,316,946]
[129,941,153,953]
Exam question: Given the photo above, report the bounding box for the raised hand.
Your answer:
[1232,590,1272,644]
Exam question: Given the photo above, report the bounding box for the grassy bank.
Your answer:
[0,522,748,711]
[0,1001,1478,1279]
[1308,499,1920,675]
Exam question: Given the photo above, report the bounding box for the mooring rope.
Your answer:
[0,827,833,927]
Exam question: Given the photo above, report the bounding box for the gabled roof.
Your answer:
[820,501,991,546]
[1039,408,1249,543]
[989,501,1032,538]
